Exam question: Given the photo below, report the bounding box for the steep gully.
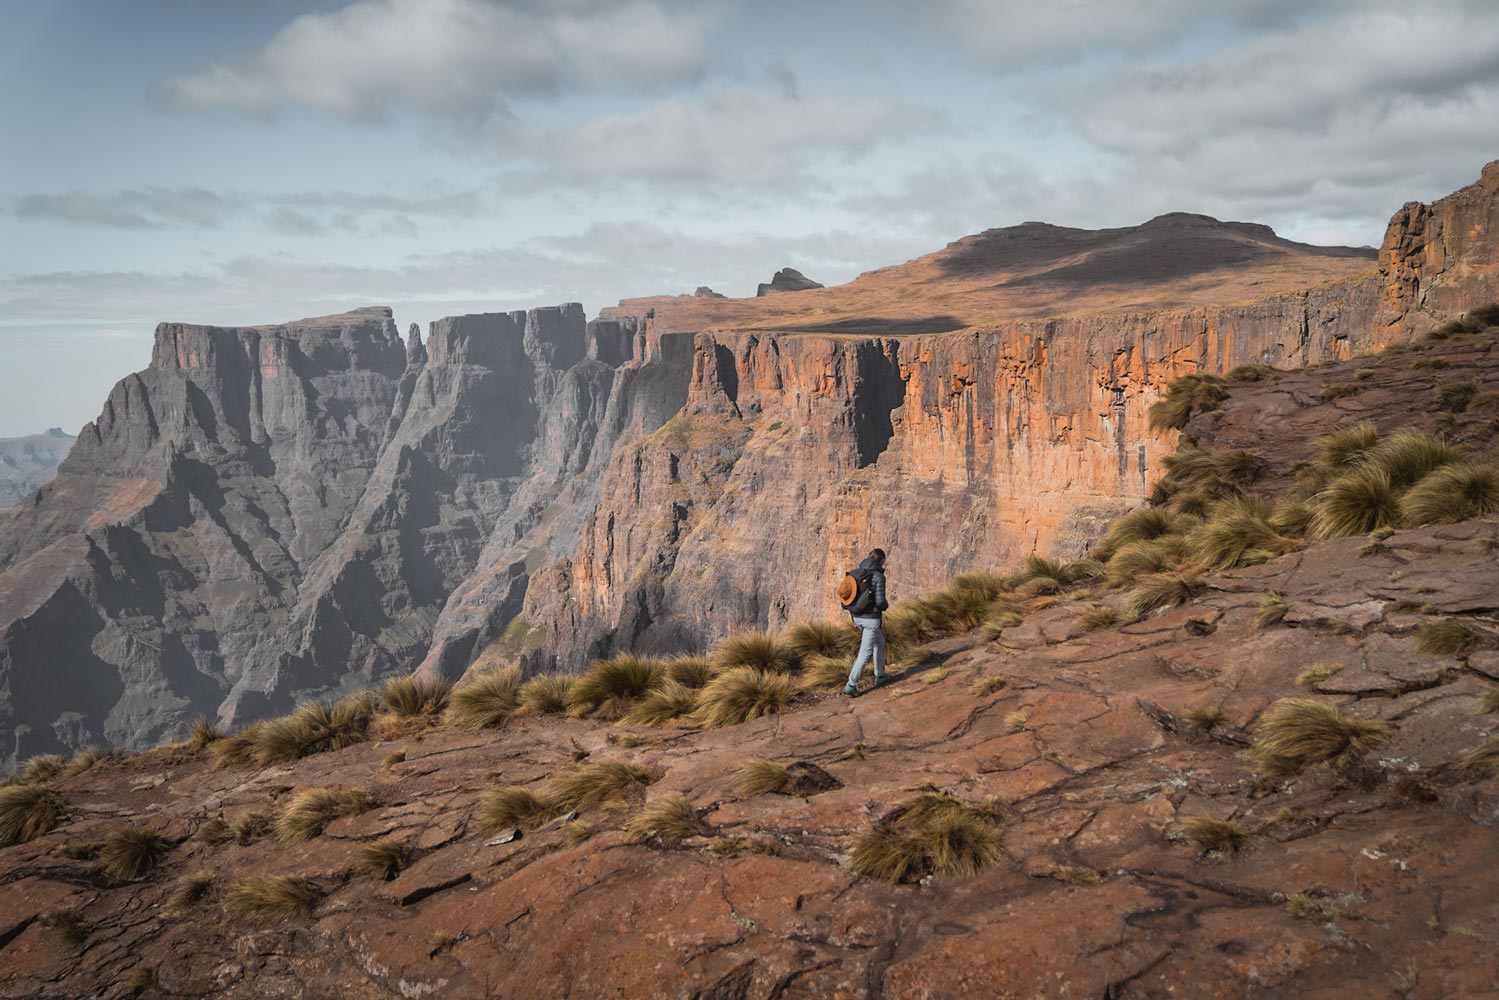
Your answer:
[0,163,1496,763]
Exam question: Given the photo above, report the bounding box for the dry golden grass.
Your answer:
[187,718,223,750]
[478,786,557,832]
[380,675,452,717]
[1481,686,1499,715]
[1148,373,1228,431]
[620,680,700,726]
[1296,663,1339,686]
[356,838,411,880]
[1415,619,1477,656]
[229,874,322,924]
[231,811,273,845]
[562,819,595,844]
[518,673,574,714]
[799,654,853,690]
[0,783,63,846]
[711,632,802,673]
[209,723,263,769]
[99,827,169,881]
[730,758,791,797]
[1048,864,1105,885]
[663,656,716,689]
[1401,463,1499,525]
[275,788,373,843]
[1309,466,1401,538]
[1077,605,1118,631]
[969,675,1007,697]
[693,667,798,728]
[567,656,665,714]
[784,620,860,659]
[448,666,524,728]
[1256,591,1289,628]
[1184,707,1227,732]
[544,761,655,812]
[163,871,214,917]
[1459,735,1499,780]
[21,754,66,783]
[252,695,374,764]
[624,792,704,843]
[1176,816,1249,856]
[851,792,1003,883]
[1251,698,1392,775]
[1123,567,1205,620]
[42,909,88,947]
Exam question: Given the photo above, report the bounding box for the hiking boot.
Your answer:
[843,684,860,698]
[872,674,890,688]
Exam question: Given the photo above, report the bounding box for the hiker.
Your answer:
[841,548,890,696]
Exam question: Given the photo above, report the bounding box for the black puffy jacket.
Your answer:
[851,556,888,619]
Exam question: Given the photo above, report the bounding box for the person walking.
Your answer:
[842,548,889,696]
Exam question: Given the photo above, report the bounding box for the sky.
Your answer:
[1,0,1497,437]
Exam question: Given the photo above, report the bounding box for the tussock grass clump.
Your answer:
[568,656,664,715]
[231,811,273,845]
[1412,356,1450,369]
[229,874,322,924]
[799,654,853,690]
[21,754,67,784]
[950,570,1009,602]
[356,838,411,880]
[1481,686,1499,715]
[1257,592,1289,628]
[1148,373,1229,431]
[663,655,715,689]
[449,666,524,727]
[53,746,106,783]
[620,680,700,726]
[1158,446,1264,497]
[544,761,655,812]
[1251,698,1392,776]
[1459,736,1499,780]
[970,675,1006,697]
[1296,663,1339,686]
[275,788,373,843]
[1227,363,1274,381]
[693,667,797,728]
[0,784,63,845]
[730,758,791,797]
[1190,495,1289,570]
[624,792,704,843]
[1176,816,1249,856]
[1269,497,1313,535]
[1414,619,1477,656]
[1185,707,1226,732]
[1362,429,1464,490]
[1309,466,1400,538]
[1401,464,1499,525]
[1094,508,1177,560]
[1123,568,1205,620]
[252,695,374,764]
[43,909,89,947]
[978,605,1023,639]
[198,817,233,845]
[99,827,169,881]
[209,723,264,769]
[1315,382,1363,401]
[1105,536,1189,588]
[380,675,452,717]
[711,633,802,674]
[188,718,223,750]
[478,786,557,832]
[1077,605,1118,631]
[1437,379,1479,412]
[851,793,1003,883]
[163,871,214,917]
[518,673,574,714]
[901,588,993,637]
[784,621,859,660]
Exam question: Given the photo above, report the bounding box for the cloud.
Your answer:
[545,87,932,186]
[157,0,710,121]
[10,185,484,234]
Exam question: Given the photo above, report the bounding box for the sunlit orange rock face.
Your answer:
[513,173,1499,667]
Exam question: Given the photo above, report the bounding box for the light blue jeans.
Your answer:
[846,616,887,687]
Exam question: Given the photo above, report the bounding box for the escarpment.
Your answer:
[2,163,1498,764]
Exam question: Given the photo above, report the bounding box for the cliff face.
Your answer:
[1,164,1497,762]
[0,430,74,512]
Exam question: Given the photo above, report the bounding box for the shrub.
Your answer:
[544,761,655,812]
[163,871,214,917]
[731,758,792,797]
[1176,816,1249,856]
[209,723,264,769]
[1315,421,1379,469]
[624,793,704,843]
[693,667,798,728]
[0,784,63,846]
[1401,464,1499,525]
[784,621,859,660]
[1123,568,1205,620]
[851,793,1002,883]
[1251,698,1392,775]
[229,874,322,924]
[449,666,524,728]
[1148,373,1229,431]
[356,838,411,880]
[275,788,373,843]
[663,656,716,689]
[568,656,665,715]
[518,673,574,714]
[1190,495,1286,570]
[188,718,223,750]
[252,695,374,764]
[1362,429,1464,490]
[1414,619,1477,656]
[1309,466,1400,538]
[711,633,802,674]
[1459,736,1499,780]
[1077,605,1118,631]
[99,827,169,881]
[478,786,557,832]
[380,675,452,718]
[620,681,700,726]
